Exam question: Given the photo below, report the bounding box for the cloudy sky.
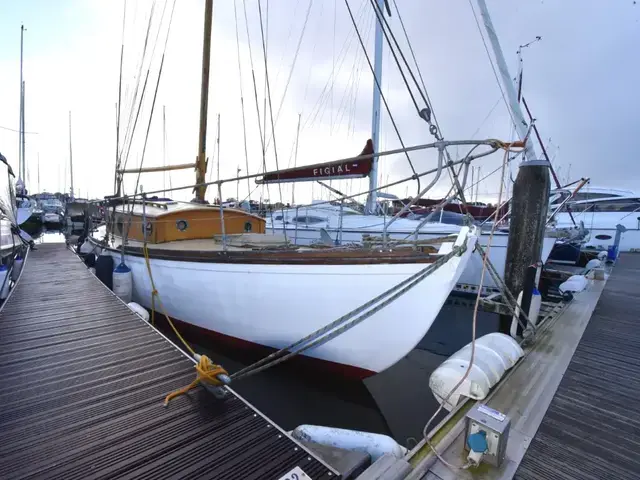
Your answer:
[0,0,638,205]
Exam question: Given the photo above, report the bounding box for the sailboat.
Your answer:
[88,0,482,378]
[15,25,35,227]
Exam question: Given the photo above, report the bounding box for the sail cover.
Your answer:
[258,140,374,184]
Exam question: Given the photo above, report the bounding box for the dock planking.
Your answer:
[515,253,640,480]
[0,243,338,480]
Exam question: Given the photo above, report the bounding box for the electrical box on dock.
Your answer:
[464,403,510,467]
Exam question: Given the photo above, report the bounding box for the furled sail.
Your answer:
[257,140,374,184]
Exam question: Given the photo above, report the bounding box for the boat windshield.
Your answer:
[568,197,640,213]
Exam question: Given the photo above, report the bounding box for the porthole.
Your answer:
[176,219,188,232]
[244,221,252,232]
[595,234,612,240]
[141,220,153,235]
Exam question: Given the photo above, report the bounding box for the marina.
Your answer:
[0,230,638,479]
[0,0,638,479]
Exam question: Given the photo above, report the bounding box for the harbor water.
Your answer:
[165,303,500,447]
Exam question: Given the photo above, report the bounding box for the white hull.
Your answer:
[268,225,556,295]
[43,213,62,224]
[96,231,476,376]
[556,211,640,252]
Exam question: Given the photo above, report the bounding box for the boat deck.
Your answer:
[0,243,337,480]
[515,253,640,479]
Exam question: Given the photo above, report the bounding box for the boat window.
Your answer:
[567,203,595,213]
[176,219,188,232]
[274,215,283,221]
[572,192,623,202]
[291,216,326,224]
[244,221,252,232]
[593,199,640,212]
[116,217,124,235]
[142,220,153,235]
[595,234,612,240]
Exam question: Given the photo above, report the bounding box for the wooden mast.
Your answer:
[194,0,214,203]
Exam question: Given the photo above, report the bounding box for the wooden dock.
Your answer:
[408,253,640,480]
[0,243,338,479]
[515,253,640,479]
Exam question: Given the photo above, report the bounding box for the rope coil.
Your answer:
[164,355,229,406]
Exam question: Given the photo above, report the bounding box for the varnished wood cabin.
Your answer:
[111,201,266,244]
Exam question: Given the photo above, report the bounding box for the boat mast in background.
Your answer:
[21,81,26,184]
[162,105,167,196]
[194,0,214,203]
[68,111,74,200]
[475,0,538,162]
[19,25,26,186]
[292,113,301,206]
[365,0,385,215]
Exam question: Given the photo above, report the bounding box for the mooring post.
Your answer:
[500,160,550,334]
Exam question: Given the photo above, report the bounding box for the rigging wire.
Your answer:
[467,0,518,132]
[119,1,158,171]
[344,0,420,195]
[302,0,368,132]
[368,0,421,115]
[264,0,313,152]
[128,0,177,203]
[421,147,511,472]
[242,0,273,211]
[233,1,252,202]
[257,0,287,235]
[114,0,128,194]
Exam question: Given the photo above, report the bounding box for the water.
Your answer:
[36,226,502,448]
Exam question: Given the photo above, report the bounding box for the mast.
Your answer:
[292,113,301,205]
[162,105,166,196]
[21,81,26,183]
[37,153,40,193]
[69,111,74,200]
[365,0,385,215]
[19,25,25,184]
[475,0,537,162]
[194,0,214,203]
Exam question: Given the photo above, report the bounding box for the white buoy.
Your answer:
[0,265,10,299]
[429,333,524,411]
[290,425,407,461]
[585,258,601,270]
[11,255,24,282]
[127,302,150,322]
[112,263,133,303]
[79,239,93,255]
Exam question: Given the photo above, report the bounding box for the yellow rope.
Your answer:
[142,240,195,357]
[141,238,229,406]
[164,355,229,406]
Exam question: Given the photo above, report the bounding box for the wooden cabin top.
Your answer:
[113,200,264,222]
[111,201,266,244]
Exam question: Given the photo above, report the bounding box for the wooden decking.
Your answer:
[515,253,640,479]
[0,243,338,480]
[418,253,640,480]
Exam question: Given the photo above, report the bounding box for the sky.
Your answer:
[0,0,638,205]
